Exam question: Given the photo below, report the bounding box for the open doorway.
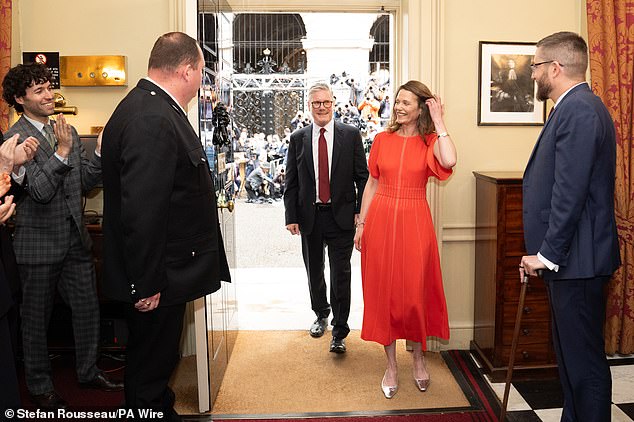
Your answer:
[220,10,393,328]
[193,4,394,412]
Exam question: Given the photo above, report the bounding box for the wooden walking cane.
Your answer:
[499,273,530,421]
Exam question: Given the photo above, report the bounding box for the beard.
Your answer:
[536,73,552,102]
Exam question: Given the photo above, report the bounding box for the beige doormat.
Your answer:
[171,330,469,416]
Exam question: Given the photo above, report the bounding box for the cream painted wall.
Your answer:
[439,0,585,347]
[12,0,171,134]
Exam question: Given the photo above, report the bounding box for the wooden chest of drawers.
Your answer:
[471,171,557,381]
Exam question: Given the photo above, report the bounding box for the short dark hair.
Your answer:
[148,32,201,73]
[536,31,588,78]
[2,63,52,113]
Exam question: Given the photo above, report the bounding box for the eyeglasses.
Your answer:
[530,60,560,70]
[310,100,333,109]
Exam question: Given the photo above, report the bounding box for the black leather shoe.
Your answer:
[30,390,68,409]
[79,371,124,391]
[309,317,328,337]
[330,337,346,353]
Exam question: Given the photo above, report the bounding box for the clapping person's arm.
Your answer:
[0,195,16,224]
[1,133,40,186]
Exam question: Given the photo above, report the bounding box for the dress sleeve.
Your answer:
[368,133,382,178]
[426,134,453,181]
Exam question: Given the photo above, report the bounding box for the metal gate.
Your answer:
[232,73,306,136]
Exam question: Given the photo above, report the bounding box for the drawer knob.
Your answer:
[523,306,532,314]
[522,328,530,336]
[522,351,530,359]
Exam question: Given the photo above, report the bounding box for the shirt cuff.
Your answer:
[54,152,69,165]
[537,252,559,272]
[11,166,26,185]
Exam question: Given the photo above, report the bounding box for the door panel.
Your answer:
[194,0,237,412]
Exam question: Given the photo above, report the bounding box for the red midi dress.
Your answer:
[360,131,452,347]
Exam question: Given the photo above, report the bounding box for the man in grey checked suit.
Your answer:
[2,63,123,409]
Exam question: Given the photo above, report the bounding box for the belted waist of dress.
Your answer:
[375,184,427,199]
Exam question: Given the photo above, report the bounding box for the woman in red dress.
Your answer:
[354,80,457,399]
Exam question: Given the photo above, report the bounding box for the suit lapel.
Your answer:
[526,105,557,168]
[17,116,55,157]
[331,122,343,176]
[303,124,315,182]
[526,84,588,171]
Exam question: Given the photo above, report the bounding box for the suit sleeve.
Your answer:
[540,103,601,266]
[119,113,176,298]
[352,128,368,213]
[9,137,70,204]
[74,127,102,193]
[283,132,299,225]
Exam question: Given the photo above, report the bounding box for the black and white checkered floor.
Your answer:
[471,353,634,421]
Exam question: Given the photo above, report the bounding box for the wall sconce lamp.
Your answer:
[53,93,78,115]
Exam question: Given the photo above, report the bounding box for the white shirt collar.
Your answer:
[554,81,587,109]
[313,118,335,135]
[22,114,50,133]
[144,76,187,115]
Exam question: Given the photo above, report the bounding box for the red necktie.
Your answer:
[318,128,330,203]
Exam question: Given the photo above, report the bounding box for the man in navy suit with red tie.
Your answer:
[520,32,621,422]
[284,83,368,353]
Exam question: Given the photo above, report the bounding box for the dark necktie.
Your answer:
[318,128,330,204]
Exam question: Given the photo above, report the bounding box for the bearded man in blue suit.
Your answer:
[520,32,620,422]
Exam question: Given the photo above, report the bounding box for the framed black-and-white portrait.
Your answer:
[477,41,546,126]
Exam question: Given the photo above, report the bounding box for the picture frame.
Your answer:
[477,41,546,126]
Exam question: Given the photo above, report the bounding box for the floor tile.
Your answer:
[512,379,563,410]
[617,403,634,420]
[612,404,634,422]
[485,379,531,411]
[506,411,542,421]
[533,408,562,422]
[612,364,634,404]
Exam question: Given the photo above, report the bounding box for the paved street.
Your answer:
[232,198,363,330]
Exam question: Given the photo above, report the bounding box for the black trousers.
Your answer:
[301,205,354,339]
[124,302,186,418]
[546,276,611,422]
[0,308,20,412]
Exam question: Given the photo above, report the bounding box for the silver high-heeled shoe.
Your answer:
[413,358,430,392]
[381,371,398,399]
[414,376,430,392]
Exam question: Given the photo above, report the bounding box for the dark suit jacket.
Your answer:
[3,117,102,264]
[522,83,621,280]
[101,79,230,306]
[284,121,368,234]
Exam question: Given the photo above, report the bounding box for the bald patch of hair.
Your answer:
[148,32,201,73]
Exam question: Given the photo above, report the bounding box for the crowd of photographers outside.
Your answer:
[234,73,391,204]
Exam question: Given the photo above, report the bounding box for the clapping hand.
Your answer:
[15,136,39,166]
[0,195,16,224]
[0,133,40,175]
[54,114,73,157]
[0,133,19,174]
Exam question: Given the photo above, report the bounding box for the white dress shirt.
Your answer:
[312,119,334,204]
